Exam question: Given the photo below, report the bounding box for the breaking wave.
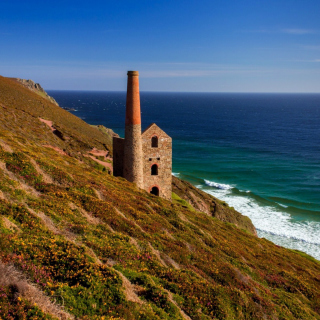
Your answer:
[204,179,233,190]
[202,179,320,260]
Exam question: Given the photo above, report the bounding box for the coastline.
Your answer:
[175,172,320,261]
[47,90,320,262]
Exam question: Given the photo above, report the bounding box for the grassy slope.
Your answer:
[172,176,257,236]
[0,76,320,320]
[0,76,114,157]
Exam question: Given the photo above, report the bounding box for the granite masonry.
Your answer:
[113,71,172,200]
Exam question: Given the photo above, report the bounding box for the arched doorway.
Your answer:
[150,186,159,196]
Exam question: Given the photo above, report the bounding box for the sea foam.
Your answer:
[202,180,320,260]
[204,179,233,190]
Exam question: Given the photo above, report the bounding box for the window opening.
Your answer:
[151,164,158,175]
[151,136,158,148]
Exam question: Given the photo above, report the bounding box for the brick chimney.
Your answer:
[123,71,144,188]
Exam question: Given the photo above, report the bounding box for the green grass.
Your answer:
[0,76,319,319]
[172,192,195,211]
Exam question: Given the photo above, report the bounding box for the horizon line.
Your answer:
[46,89,320,94]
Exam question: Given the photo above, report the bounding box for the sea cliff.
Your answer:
[0,75,319,320]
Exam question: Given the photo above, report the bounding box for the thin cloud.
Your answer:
[281,28,316,35]
[292,59,320,63]
[240,28,317,35]
[302,45,320,50]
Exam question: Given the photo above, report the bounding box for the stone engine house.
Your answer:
[113,71,172,200]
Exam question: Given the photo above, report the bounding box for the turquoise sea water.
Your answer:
[49,91,320,260]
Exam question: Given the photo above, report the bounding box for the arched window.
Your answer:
[151,164,158,175]
[150,186,159,196]
[151,136,158,148]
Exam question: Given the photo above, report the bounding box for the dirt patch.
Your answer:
[84,246,103,265]
[84,154,112,172]
[114,207,146,234]
[43,145,67,156]
[28,207,77,243]
[189,191,210,215]
[129,237,142,251]
[166,290,192,320]
[0,261,73,319]
[28,208,60,235]
[115,270,143,304]
[162,228,175,240]
[0,162,40,198]
[148,244,168,267]
[2,217,21,233]
[0,139,13,153]
[185,242,194,252]
[89,147,109,158]
[179,214,205,235]
[106,258,117,267]
[0,190,6,200]
[69,202,101,225]
[93,188,105,201]
[29,159,54,184]
[162,254,180,270]
[0,161,6,171]
[39,118,55,132]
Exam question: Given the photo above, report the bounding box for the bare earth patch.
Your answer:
[0,139,13,152]
[84,246,103,265]
[28,208,60,235]
[92,188,105,201]
[0,190,6,200]
[29,159,54,184]
[69,202,101,225]
[0,261,74,319]
[2,216,21,233]
[129,237,142,251]
[166,290,192,320]
[148,243,168,267]
[114,207,146,234]
[0,161,40,198]
[84,154,113,172]
[161,253,180,270]
[89,147,109,158]
[39,118,55,132]
[43,145,68,156]
[115,270,143,304]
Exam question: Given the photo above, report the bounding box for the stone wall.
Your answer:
[142,123,172,200]
[123,124,144,188]
[113,137,124,177]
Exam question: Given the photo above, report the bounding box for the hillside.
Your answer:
[0,76,114,158]
[0,76,320,320]
[172,177,257,236]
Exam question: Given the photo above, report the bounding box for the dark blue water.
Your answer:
[48,91,320,259]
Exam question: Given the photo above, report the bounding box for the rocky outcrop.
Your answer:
[92,124,119,138]
[172,176,257,235]
[13,78,59,106]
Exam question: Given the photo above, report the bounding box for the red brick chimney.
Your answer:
[123,71,144,188]
[125,71,141,125]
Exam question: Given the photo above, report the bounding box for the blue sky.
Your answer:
[1,0,320,92]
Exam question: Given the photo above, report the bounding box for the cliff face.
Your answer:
[0,75,319,320]
[172,176,257,235]
[13,78,59,106]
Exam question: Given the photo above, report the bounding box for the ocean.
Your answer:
[48,91,320,260]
